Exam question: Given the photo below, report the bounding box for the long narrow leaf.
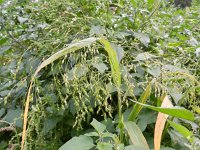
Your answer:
[99,38,122,140]
[154,95,173,150]
[124,121,149,150]
[128,99,194,121]
[99,39,121,86]
[167,120,194,143]
[128,83,151,121]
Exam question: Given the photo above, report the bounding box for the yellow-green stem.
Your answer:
[117,87,124,142]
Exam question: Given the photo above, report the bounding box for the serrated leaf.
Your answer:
[124,121,149,150]
[59,135,94,150]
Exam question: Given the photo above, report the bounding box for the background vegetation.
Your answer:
[0,0,199,149]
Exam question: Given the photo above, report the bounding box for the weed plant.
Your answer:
[0,0,199,149]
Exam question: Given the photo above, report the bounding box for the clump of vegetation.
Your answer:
[0,0,199,150]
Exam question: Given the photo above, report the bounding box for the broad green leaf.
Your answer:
[167,120,194,143]
[147,67,161,78]
[170,92,183,104]
[0,38,8,45]
[68,98,79,115]
[66,64,88,80]
[24,57,41,74]
[124,121,149,150]
[102,132,116,138]
[90,118,106,134]
[92,63,108,74]
[3,109,22,128]
[0,46,11,55]
[116,144,124,150]
[130,0,137,8]
[0,90,10,97]
[90,26,106,35]
[0,0,5,4]
[132,32,150,47]
[163,64,186,73]
[17,16,28,24]
[125,145,149,150]
[137,109,157,132]
[135,52,155,61]
[42,118,60,135]
[0,108,5,118]
[160,148,176,150]
[102,118,115,133]
[128,99,194,121]
[97,142,113,150]
[59,135,95,150]
[84,132,99,137]
[128,83,151,121]
[148,0,155,5]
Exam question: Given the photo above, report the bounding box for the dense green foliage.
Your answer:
[0,0,200,149]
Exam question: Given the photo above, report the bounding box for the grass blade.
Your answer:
[99,39,121,86]
[167,120,194,143]
[128,99,194,121]
[124,121,149,150]
[128,83,151,121]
